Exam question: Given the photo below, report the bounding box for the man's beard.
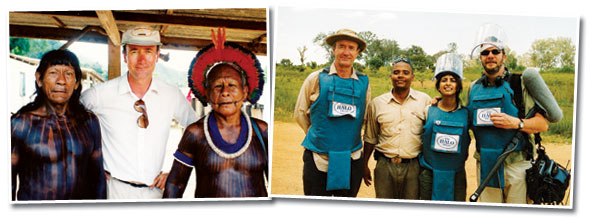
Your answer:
[482,60,503,75]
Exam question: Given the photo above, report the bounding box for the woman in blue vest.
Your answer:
[419,53,471,201]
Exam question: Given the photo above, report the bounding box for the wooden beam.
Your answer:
[159,9,174,35]
[95,10,121,46]
[10,25,108,44]
[59,26,105,50]
[9,25,266,55]
[15,11,266,31]
[108,37,121,80]
[50,16,66,28]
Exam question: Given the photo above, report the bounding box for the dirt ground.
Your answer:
[270,121,573,205]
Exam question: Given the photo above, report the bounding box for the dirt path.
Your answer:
[270,121,573,204]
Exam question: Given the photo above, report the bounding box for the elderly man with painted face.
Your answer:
[11,50,106,200]
[163,29,267,198]
[467,24,549,204]
[362,58,431,199]
[293,29,370,197]
[81,25,198,199]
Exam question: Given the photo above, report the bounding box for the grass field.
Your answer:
[274,65,576,143]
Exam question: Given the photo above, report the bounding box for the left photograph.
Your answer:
[8,8,270,202]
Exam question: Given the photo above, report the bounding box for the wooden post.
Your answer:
[108,38,121,80]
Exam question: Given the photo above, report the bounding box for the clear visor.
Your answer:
[434,53,463,80]
[470,23,508,59]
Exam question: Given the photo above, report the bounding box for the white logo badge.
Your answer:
[476,107,501,125]
[332,101,357,118]
[434,133,460,152]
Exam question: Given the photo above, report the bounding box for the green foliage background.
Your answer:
[274,65,575,143]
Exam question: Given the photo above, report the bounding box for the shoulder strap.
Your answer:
[251,119,269,185]
[507,72,525,119]
[251,119,266,155]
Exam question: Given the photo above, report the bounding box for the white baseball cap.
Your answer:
[121,25,162,46]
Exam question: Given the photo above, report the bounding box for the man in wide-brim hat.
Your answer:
[293,28,370,197]
[163,28,268,198]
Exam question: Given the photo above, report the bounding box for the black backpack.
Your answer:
[525,146,571,205]
[506,72,571,205]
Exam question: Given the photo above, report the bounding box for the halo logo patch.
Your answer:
[332,101,357,118]
[476,107,500,125]
[434,133,460,152]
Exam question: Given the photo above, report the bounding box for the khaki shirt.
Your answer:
[363,88,431,159]
[293,63,371,172]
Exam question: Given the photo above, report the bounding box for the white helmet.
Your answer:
[470,23,508,59]
[434,53,463,80]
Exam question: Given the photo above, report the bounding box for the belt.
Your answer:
[117,178,149,188]
[374,150,416,164]
[106,171,149,188]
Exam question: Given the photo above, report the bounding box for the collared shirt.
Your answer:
[293,63,371,172]
[363,88,431,159]
[81,75,198,185]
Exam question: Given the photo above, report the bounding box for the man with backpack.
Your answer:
[467,23,551,203]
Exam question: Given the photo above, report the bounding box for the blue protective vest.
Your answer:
[301,68,369,191]
[468,79,526,188]
[419,105,470,201]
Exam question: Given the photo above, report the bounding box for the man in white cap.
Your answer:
[467,23,549,203]
[293,28,370,197]
[81,25,198,199]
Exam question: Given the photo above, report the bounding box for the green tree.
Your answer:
[400,45,434,72]
[367,57,384,70]
[313,32,336,63]
[432,42,458,62]
[9,37,62,58]
[306,61,318,69]
[278,58,294,67]
[526,37,576,71]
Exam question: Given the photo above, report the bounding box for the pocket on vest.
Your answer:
[431,120,464,154]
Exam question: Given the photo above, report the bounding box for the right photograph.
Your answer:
[271,6,578,208]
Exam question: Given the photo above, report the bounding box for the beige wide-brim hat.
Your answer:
[325,28,366,53]
[121,25,162,46]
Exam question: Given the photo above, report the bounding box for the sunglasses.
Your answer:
[134,99,149,128]
[393,57,412,65]
[480,49,502,56]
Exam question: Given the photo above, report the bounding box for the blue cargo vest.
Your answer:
[301,68,369,191]
[419,105,470,201]
[468,79,525,188]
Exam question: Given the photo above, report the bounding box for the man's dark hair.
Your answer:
[15,49,89,121]
[435,72,463,105]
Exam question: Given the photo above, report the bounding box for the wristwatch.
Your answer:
[518,118,524,129]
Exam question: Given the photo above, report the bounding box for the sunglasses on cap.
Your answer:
[393,57,412,65]
[480,49,502,56]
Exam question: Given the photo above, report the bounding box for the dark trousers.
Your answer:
[302,149,363,197]
[419,167,467,201]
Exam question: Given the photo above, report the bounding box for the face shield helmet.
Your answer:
[434,53,463,81]
[470,23,508,59]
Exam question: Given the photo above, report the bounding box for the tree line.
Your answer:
[279,31,576,73]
